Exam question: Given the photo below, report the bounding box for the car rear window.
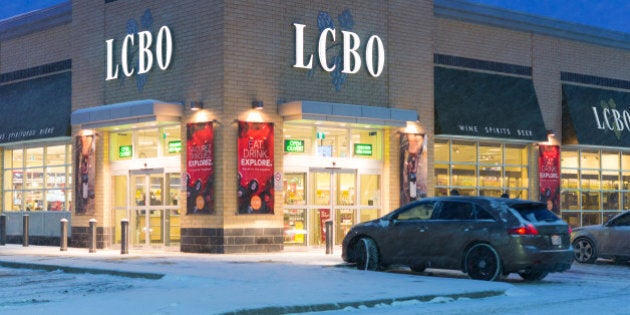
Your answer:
[510,203,559,223]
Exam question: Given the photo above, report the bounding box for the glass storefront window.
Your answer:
[110,132,133,161]
[336,173,355,206]
[602,152,620,170]
[505,144,527,165]
[109,125,181,161]
[283,208,307,245]
[622,153,630,169]
[434,139,529,198]
[283,123,383,160]
[435,164,449,186]
[359,208,378,223]
[283,125,314,155]
[313,172,331,205]
[2,144,72,212]
[434,139,449,162]
[284,173,306,205]
[316,127,348,158]
[359,174,380,206]
[350,129,382,159]
[581,170,600,190]
[136,129,159,159]
[561,148,630,226]
[25,147,43,167]
[46,145,67,165]
[452,141,476,163]
[479,142,502,165]
[581,151,600,169]
[452,165,477,187]
[162,126,182,157]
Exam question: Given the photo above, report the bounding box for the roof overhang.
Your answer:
[71,99,183,129]
[278,101,418,127]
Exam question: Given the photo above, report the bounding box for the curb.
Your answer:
[221,290,506,315]
[0,260,164,279]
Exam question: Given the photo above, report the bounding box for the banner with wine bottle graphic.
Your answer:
[186,122,215,214]
[75,134,96,215]
[237,121,274,214]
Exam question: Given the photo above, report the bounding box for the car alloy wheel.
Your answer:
[465,243,502,281]
[355,237,379,271]
[573,237,597,264]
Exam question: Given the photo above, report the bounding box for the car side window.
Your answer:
[475,207,495,220]
[612,213,630,226]
[397,202,436,221]
[438,202,474,220]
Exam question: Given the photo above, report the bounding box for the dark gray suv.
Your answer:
[342,196,573,281]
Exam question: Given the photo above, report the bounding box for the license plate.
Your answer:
[551,235,562,246]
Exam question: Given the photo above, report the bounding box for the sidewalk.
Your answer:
[0,244,511,314]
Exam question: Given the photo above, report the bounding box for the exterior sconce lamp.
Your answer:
[190,101,204,111]
[252,100,264,110]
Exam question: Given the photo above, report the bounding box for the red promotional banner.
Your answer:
[539,145,560,215]
[237,121,274,214]
[75,134,96,215]
[400,133,428,204]
[186,122,214,214]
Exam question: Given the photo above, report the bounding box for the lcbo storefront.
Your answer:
[1,0,630,253]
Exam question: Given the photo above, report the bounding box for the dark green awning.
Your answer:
[563,84,630,147]
[0,72,71,144]
[434,67,547,141]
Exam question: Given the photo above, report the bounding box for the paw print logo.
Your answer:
[121,9,154,93]
[307,9,355,91]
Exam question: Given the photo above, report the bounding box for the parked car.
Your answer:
[342,196,573,281]
[571,211,630,264]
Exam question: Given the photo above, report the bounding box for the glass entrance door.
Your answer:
[311,168,356,245]
[130,170,180,247]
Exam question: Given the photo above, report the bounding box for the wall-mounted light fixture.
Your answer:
[252,100,264,110]
[190,101,204,111]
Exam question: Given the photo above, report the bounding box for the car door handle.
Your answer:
[417,227,427,232]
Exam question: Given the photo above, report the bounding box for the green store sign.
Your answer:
[119,145,132,158]
[168,140,182,153]
[284,139,305,153]
[354,143,372,156]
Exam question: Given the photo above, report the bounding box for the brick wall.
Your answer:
[4,0,630,252]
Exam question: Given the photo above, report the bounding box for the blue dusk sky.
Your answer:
[0,0,629,34]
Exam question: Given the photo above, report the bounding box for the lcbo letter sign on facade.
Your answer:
[105,25,173,80]
[293,23,385,77]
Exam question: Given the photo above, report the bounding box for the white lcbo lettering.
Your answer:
[106,25,173,81]
[592,106,630,132]
[292,23,385,78]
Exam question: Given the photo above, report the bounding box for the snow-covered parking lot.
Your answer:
[0,245,628,314]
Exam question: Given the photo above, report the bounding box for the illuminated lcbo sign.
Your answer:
[105,25,173,80]
[293,23,385,77]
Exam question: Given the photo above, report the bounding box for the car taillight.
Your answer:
[508,223,539,235]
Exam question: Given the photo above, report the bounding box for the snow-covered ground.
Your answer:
[0,244,628,314]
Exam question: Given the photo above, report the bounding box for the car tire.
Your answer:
[464,243,502,281]
[518,270,548,281]
[573,237,597,264]
[355,237,379,271]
